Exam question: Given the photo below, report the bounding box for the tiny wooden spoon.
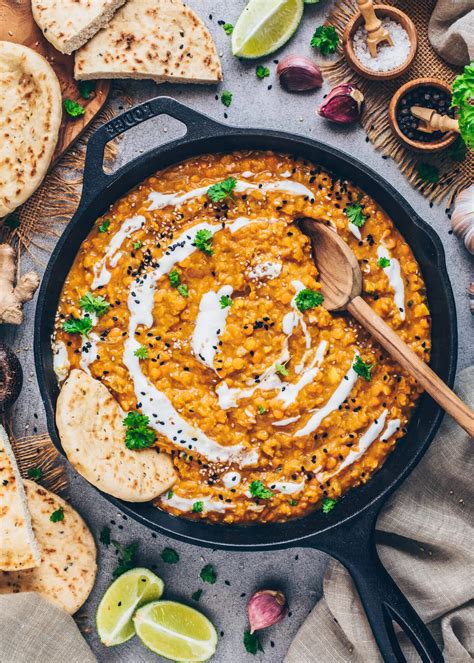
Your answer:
[410,106,460,134]
[301,219,474,437]
[356,0,393,57]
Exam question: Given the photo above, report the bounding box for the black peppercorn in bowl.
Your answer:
[389,77,458,153]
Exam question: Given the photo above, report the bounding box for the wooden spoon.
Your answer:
[356,0,393,57]
[410,106,460,134]
[301,219,474,437]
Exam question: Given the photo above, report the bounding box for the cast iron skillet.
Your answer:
[35,97,456,662]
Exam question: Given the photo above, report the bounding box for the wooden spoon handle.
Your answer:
[348,295,474,437]
[356,0,382,33]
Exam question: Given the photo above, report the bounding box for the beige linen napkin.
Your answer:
[286,367,474,662]
[428,0,474,66]
[0,593,97,663]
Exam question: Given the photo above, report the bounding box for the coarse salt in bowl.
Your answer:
[352,18,410,72]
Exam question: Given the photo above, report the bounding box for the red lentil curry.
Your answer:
[53,151,430,524]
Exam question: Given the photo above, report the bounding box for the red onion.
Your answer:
[318,83,364,124]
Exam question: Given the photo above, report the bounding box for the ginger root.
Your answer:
[0,244,40,325]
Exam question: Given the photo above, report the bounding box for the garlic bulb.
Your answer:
[451,185,474,255]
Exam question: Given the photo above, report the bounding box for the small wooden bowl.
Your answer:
[343,5,417,81]
[388,78,457,153]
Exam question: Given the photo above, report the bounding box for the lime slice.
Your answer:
[134,600,218,662]
[232,0,305,59]
[96,568,164,646]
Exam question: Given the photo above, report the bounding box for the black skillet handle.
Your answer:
[308,505,443,663]
[79,96,226,212]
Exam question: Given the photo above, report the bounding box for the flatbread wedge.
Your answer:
[56,370,177,502]
[0,480,97,614]
[74,0,222,84]
[32,0,127,55]
[0,425,41,571]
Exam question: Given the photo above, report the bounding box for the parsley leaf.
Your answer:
[177,284,189,298]
[295,288,324,312]
[133,241,143,250]
[223,23,233,35]
[98,219,110,233]
[322,497,337,514]
[50,507,64,522]
[221,90,232,107]
[194,228,214,255]
[27,467,43,480]
[353,355,375,381]
[256,65,270,79]
[192,589,203,601]
[346,199,367,228]
[192,501,204,513]
[451,63,474,148]
[275,363,288,377]
[79,292,110,317]
[99,526,111,545]
[416,162,440,183]
[64,98,86,118]
[289,499,298,506]
[377,256,391,268]
[134,345,148,359]
[207,177,237,203]
[220,294,232,308]
[161,547,179,564]
[169,269,181,287]
[257,405,267,415]
[123,411,156,449]
[78,80,96,100]
[249,480,273,499]
[112,540,139,577]
[200,564,217,584]
[244,630,264,655]
[62,316,93,336]
[167,490,174,499]
[310,25,339,55]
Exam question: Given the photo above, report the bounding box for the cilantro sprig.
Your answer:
[78,80,96,100]
[123,411,156,449]
[50,507,64,522]
[98,219,110,233]
[161,547,179,564]
[221,90,232,107]
[346,197,367,228]
[112,540,139,577]
[295,288,324,312]
[99,526,111,545]
[244,630,264,655]
[200,564,217,584]
[62,316,93,336]
[249,480,273,499]
[64,98,85,118]
[353,355,375,382]
[256,65,270,79]
[377,256,391,268]
[193,229,214,255]
[310,25,339,55]
[220,294,232,308]
[192,501,204,513]
[207,177,237,203]
[27,467,43,480]
[168,269,189,297]
[223,23,233,35]
[134,345,148,360]
[79,292,110,317]
[322,497,337,514]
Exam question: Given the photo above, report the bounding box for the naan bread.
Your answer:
[56,370,177,502]
[0,480,97,614]
[0,42,62,218]
[32,0,127,55]
[0,426,41,571]
[75,0,222,84]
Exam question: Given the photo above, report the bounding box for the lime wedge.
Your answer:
[134,600,218,662]
[232,0,305,59]
[96,568,164,646]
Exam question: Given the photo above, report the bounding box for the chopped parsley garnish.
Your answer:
[310,25,339,55]
[62,316,93,336]
[64,98,86,118]
[256,65,270,79]
[377,256,391,268]
[79,292,110,317]
[257,405,267,415]
[295,288,324,312]
[98,219,110,233]
[169,269,181,287]
[220,294,232,308]
[123,411,156,449]
[223,23,233,35]
[244,630,264,655]
[416,162,440,183]
[78,80,96,100]
[192,589,203,601]
[353,355,375,382]
[112,540,139,577]
[322,497,337,514]
[161,547,180,564]
[27,467,43,480]
[345,198,367,228]
[289,499,298,506]
[50,507,64,522]
[221,90,232,107]
[193,228,214,255]
[275,363,288,377]
[133,345,148,359]
[133,240,143,250]
[200,564,217,584]
[99,526,111,545]
[207,176,237,203]
[167,490,174,499]
[177,284,189,298]
[249,480,273,499]
[192,501,204,513]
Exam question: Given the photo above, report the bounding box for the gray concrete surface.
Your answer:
[2,1,473,661]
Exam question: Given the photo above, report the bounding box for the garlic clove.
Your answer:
[247,589,288,633]
[277,55,323,92]
[451,184,474,255]
[318,83,364,124]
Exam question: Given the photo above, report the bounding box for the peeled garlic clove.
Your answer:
[248,589,288,633]
[451,184,474,255]
[318,83,364,124]
[277,55,323,92]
